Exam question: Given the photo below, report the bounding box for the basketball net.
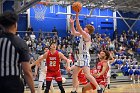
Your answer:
[33,2,48,21]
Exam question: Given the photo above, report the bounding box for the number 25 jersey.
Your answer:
[46,50,60,71]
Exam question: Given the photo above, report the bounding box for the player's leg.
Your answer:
[56,81,65,93]
[71,66,81,93]
[50,81,54,93]
[83,66,102,93]
[56,71,65,93]
[37,72,45,93]
[138,73,140,83]
[82,83,94,93]
[107,76,110,89]
[99,81,107,92]
[45,72,53,93]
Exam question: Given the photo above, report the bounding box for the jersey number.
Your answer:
[50,61,56,66]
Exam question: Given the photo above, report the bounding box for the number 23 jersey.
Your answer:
[46,50,60,71]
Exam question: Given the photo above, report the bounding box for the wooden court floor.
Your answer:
[25,83,140,93]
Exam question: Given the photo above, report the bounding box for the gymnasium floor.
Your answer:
[25,83,140,93]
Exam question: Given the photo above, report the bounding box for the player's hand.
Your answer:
[69,16,75,24]
[96,73,101,78]
[66,67,71,73]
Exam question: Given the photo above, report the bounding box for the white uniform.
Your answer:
[38,59,46,82]
[107,61,111,85]
[107,61,111,77]
[75,36,91,67]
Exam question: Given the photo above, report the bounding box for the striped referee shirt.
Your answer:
[0,33,30,77]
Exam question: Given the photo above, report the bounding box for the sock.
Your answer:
[97,85,101,90]
[72,88,76,92]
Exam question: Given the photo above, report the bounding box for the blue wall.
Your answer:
[3,1,140,37]
[71,7,114,38]
[3,1,14,12]
[117,11,140,34]
[3,1,27,32]
[18,14,27,31]
[30,5,67,37]
[132,20,140,34]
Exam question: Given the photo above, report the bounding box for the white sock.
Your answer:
[97,85,101,90]
[72,88,76,92]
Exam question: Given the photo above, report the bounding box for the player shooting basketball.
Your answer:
[69,7,103,93]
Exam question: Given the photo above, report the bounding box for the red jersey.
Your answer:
[46,50,60,71]
[96,61,109,80]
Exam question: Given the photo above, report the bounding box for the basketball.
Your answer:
[72,2,82,12]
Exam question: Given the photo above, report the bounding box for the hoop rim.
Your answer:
[38,1,48,5]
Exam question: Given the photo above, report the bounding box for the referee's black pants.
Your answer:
[0,76,24,93]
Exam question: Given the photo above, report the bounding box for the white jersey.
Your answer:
[39,59,47,74]
[38,56,47,82]
[75,35,91,67]
[107,61,111,77]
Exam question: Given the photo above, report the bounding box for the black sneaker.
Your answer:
[97,88,103,93]
[71,91,77,93]
[107,84,110,89]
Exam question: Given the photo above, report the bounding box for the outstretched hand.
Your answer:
[69,15,75,24]
[66,66,71,73]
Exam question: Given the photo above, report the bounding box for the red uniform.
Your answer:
[78,70,88,85]
[46,50,62,81]
[90,61,109,89]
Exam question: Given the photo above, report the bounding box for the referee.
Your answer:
[0,11,35,93]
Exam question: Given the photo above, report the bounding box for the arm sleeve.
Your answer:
[15,38,30,63]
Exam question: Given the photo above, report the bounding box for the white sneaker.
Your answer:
[133,80,135,84]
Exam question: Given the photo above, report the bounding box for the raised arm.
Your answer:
[108,53,115,64]
[75,13,90,41]
[69,15,81,36]
[97,61,108,77]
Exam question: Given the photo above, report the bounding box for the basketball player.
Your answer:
[34,47,54,93]
[82,50,110,93]
[32,42,70,93]
[107,51,115,89]
[69,12,103,93]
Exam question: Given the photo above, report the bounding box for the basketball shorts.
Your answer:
[75,54,90,67]
[134,70,140,75]
[46,70,62,81]
[128,70,134,75]
[39,71,46,82]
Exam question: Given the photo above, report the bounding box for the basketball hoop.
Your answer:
[33,2,48,21]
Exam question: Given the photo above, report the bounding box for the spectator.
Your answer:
[0,11,35,93]
[52,26,58,35]
[27,25,33,35]
[30,32,36,42]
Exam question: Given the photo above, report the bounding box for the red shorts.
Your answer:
[78,76,88,85]
[90,79,107,90]
[46,70,62,81]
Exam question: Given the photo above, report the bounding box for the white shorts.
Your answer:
[75,54,90,67]
[39,71,46,82]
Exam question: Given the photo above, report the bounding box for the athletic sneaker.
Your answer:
[71,91,77,93]
[97,88,103,93]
